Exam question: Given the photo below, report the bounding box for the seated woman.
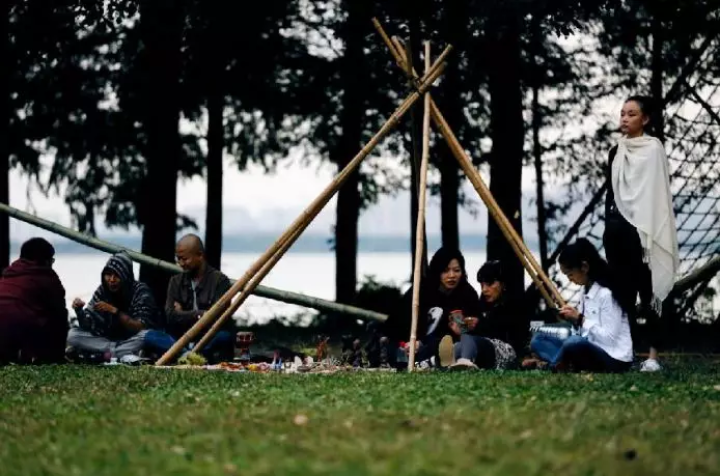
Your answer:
[529,238,634,373]
[449,261,530,370]
[382,247,481,369]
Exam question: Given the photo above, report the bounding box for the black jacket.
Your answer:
[471,293,530,355]
[384,280,481,345]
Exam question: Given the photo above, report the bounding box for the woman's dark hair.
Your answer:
[625,94,658,136]
[477,260,504,285]
[427,247,467,287]
[558,238,632,315]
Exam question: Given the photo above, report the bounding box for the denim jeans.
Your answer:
[530,333,631,373]
[453,334,496,369]
[144,330,234,363]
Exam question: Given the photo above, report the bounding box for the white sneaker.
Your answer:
[640,358,662,372]
[119,354,148,365]
[449,358,478,371]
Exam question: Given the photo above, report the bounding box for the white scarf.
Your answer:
[611,135,680,305]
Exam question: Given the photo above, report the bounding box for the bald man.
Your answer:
[143,234,235,362]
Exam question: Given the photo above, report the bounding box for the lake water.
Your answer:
[42,250,720,325]
[53,251,490,324]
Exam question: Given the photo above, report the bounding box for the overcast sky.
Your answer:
[8,152,583,247]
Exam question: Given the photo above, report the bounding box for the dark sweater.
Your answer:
[471,293,530,355]
[0,259,68,362]
[605,145,620,218]
[383,280,481,345]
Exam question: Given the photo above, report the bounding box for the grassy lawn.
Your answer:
[1,362,719,475]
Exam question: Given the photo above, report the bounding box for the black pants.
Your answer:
[603,213,663,349]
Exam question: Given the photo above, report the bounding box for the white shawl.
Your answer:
[611,135,680,305]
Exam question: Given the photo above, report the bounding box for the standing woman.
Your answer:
[603,95,680,371]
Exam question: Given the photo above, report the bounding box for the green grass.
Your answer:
[1,363,719,475]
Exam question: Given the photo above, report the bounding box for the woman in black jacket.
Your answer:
[383,247,481,368]
[449,261,530,370]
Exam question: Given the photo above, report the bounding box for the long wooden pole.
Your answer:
[408,41,433,372]
[373,18,563,308]
[156,59,450,365]
[193,207,304,352]
[430,102,562,307]
[0,202,388,322]
[391,38,553,307]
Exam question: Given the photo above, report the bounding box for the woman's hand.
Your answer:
[465,317,479,331]
[94,301,118,315]
[401,341,420,355]
[72,298,85,309]
[559,305,580,321]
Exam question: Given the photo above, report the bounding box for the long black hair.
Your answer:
[427,247,468,289]
[625,94,658,137]
[558,238,633,315]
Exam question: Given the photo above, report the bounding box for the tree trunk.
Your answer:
[438,0,464,251]
[650,12,665,143]
[531,19,548,273]
[205,43,224,270]
[333,0,367,310]
[487,12,525,296]
[532,84,548,273]
[406,1,428,278]
[137,0,184,303]
[1,1,9,272]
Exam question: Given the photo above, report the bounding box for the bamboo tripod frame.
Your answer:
[155,18,565,367]
[155,52,449,365]
[378,20,565,370]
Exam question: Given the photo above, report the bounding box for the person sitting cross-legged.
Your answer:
[529,239,634,373]
[448,261,530,371]
[142,234,236,363]
[67,252,162,363]
[0,238,69,364]
[383,247,482,369]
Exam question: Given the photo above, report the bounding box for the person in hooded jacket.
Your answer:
[67,252,162,362]
[383,247,483,368]
[0,238,68,364]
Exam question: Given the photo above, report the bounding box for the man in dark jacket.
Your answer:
[0,238,68,364]
[142,234,235,362]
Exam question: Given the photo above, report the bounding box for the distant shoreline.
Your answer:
[10,233,540,254]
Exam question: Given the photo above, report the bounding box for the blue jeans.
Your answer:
[453,334,496,369]
[144,330,234,363]
[530,333,630,373]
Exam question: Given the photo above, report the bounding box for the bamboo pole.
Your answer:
[155,60,450,365]
[372,18,564,308]
[408,41,433,372]
[0,202,388,321]
[429,102,562,307]
[193,208,304,352]
[391,43,552,308]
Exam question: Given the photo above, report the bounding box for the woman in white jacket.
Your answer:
[530,239,634,373]
[603,96,679,372]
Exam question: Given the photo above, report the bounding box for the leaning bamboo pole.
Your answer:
[0,202,388,322]
[373,18,564,308]
[408,41,433,372]
[193,204,305,352]
[155,58,450,365]
[389,33,555,308]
